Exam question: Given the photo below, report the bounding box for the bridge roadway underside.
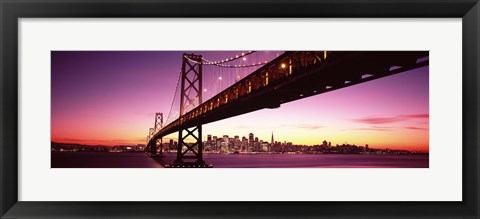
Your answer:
[152,51,428,141]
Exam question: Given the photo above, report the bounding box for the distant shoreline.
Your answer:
[51,141,429,155]
[51,151,429,155]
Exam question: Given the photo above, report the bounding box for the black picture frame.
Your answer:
[1,0,479,218]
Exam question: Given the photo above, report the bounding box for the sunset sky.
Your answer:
[51,51,429,152]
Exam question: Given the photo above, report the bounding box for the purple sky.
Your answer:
[51,51,429,152]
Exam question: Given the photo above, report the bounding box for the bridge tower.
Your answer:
[147,128,155,153]
[175,53,205,166]
[154,112,163,156]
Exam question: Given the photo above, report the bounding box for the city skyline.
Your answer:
[52,130,422,152]
[51,51,429,152]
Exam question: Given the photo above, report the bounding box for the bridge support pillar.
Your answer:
[157,138,163,156]
[171,53,210,167]
[148,128,156,155]
[175,125,204,166]
[153,112,164,157]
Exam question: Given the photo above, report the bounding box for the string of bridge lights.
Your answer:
[210,61,269,68]
[183,51,269,68]
[201,51,255,65]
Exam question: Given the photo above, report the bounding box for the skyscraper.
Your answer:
[271,131,274,152]
[322,140,328,148]
[242,136,248,152]
[207,134,212,143]
[234,135,240,150]
[223,135,229,145]
[213,136,218,151]
[248,133,254,152]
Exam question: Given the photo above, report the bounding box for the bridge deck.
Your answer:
[149,51,428,145]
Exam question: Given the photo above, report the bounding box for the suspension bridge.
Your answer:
[145,51,429,167]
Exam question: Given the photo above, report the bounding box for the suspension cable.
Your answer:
[165,68,181,125]
[202,51,255,65]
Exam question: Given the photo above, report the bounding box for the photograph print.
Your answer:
[51,51,429,168]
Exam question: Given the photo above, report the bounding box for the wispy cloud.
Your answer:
[404,126,428,131]
[354,126,392,131]
[296,124,324,129]
[353,114,428,124]
[52,138,95,142]
[52,137,138,146]
[402,114,429,119]
[135,137,148,142]
[235,124,323,130]
[354,117,404,124]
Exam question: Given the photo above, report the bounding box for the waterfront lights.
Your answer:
[281,63,287,68]
[243,57,247,61]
